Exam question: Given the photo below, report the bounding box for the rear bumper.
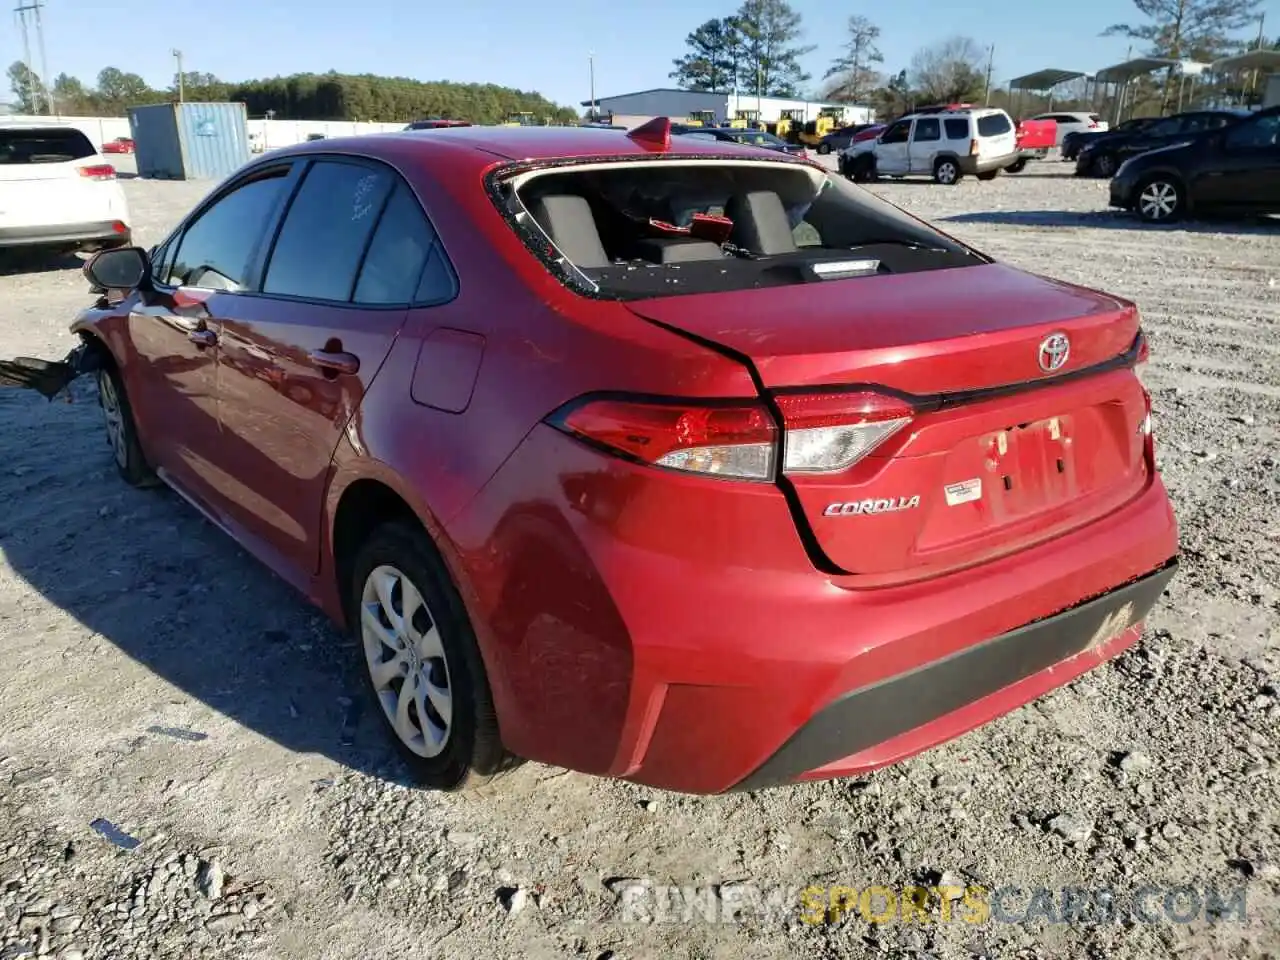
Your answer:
[452,423,1180,795]
[959,152,1020,175]
[0,220,132,249]
[732,558,1177,790]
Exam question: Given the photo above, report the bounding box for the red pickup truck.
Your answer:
[1007,119,1057,173]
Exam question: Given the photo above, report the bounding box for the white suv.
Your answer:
[840,107,1020,185]
[0,124,132,254]
[1029,111,1109,145]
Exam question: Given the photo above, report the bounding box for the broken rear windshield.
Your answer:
[493,159,985,299]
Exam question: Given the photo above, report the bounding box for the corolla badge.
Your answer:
[823,496,920,517]
[1038,332,1070,373]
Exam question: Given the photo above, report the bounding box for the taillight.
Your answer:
[550,389,915,481]
[1132,328,1150,390]
[777,391,913,473]
[553,398,777,481]
[969,138,979,156]
[79,164,116,181]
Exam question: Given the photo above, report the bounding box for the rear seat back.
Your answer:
[526,193,611,268]
[725,190,798,255]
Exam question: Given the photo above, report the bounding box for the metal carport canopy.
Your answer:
[1008,69,1086,91]
[1093,57,1178,84]
[1211,50,1280,73]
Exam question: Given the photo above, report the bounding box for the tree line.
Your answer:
[671,0,1275,119]
[5,63,579,124]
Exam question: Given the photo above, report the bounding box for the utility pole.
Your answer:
[14,1,51,114]
[172,49,184,102]
[588,51,596,121]
[984,45,995,106]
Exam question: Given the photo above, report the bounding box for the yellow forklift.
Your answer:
[687,110,717,127]
[729,110,759,129]
[796,108,843,148]
[501,111,548,127]
[770,108,805,142]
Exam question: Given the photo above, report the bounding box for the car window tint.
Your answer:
[976,113,1012,137]
[1205,114,1233,129]
[415,245,455,303]
[944,118,969,140]
[263,160,395,301]
[168,173,287,290]
[353,183,447,305]
[0,127,96,164]
[1225,113,1280,150]
[913,118,941,142]
[1148,117,1181,137]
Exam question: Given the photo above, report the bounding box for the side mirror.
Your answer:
[85,246,149,292]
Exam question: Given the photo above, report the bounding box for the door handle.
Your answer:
[308,349,360,376]
[188,329,217,347]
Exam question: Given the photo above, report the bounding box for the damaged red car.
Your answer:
[67,118,1179,794]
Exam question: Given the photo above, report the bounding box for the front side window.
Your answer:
[263,160,395,301]
[880,121,910,144]
[1147,117,1182,137]
[167,172,288,290]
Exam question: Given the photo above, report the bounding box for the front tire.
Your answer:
[97,366,157,487]
[350,521,511,791]
[977,169,1000,181]
[817,142,831,155]
[1135,176,1184,223]
[933,157,962,185]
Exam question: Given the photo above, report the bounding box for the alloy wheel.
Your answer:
[1138,181,1179,222]
[936,161,958,185]
[360,564,454,757]
[98,371,127,468]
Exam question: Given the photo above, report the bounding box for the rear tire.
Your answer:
[1006,158,1027,174]
[933,157,962,185]
[1093,152,1118,178]
[349,520,513,792]
[96,366,158,488]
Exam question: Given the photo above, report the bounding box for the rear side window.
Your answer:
[976,113,1012,137]
[168,172,288,290]
[263,161,395,301]
[913,118,941,142]
[353,183,454,306]
[944,118,969,140]
[0,127,96,164]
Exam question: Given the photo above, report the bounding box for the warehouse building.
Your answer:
[581,88,873,128]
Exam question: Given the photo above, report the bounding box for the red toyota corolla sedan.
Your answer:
[70,119,1178,794]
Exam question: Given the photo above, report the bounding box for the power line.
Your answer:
[13,0,52,114]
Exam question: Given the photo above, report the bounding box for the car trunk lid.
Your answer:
[625,262,1150,581]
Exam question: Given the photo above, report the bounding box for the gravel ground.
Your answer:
[1,153,1278,960]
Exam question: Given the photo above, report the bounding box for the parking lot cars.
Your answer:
[0,125,131,254]
[102,136,135,155]
[1028,111,1108,145]
[1063,116,1155,161]
[841,106,1021,184]
[1110,106,1280,222]
[1076,108,1250,177]
[671,124,807,155]
[69,118,1177,795]
[815,123,878,154]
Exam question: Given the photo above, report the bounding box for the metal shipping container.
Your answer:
[127,102,251,180]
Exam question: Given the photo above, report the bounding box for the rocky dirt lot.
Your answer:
[0,155,1278,960]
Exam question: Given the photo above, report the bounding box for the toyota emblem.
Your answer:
[1038,333,1070,373]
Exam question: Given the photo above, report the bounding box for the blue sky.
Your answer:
[5,0,1277,108]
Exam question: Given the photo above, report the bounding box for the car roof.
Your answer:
[270,124,810,170]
